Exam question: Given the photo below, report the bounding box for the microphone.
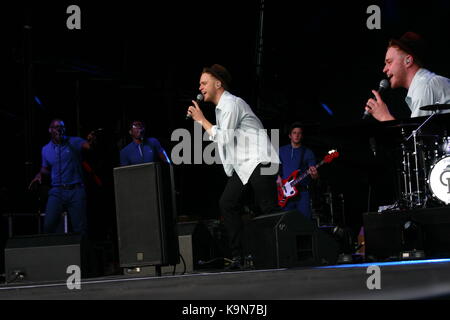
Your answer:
[58,127,66,136]
[363,79,390,119]
[186,94,204,120]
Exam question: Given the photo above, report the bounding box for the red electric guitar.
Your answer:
[277,150,339,208]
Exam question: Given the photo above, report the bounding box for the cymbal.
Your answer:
[419,104,450,111]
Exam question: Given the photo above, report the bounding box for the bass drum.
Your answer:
[428,155,450,204]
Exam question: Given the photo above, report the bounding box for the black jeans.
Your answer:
[219,163,278,258]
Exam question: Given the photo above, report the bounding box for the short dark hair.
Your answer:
[129,120,146,129]
[49,118,65,128]
[202,64,232,91]
[289,122,304,134]
[388,32,427,67]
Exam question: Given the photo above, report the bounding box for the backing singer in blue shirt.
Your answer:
[120,120,170,166]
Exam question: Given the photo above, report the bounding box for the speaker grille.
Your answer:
[113,163,178,267]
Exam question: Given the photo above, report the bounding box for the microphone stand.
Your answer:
[404,110,437,207]
[405,110,437,142]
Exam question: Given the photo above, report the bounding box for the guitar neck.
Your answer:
[292,160,325,186]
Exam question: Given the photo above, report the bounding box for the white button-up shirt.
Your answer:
[209,91,280,185]
[406,68,450,117]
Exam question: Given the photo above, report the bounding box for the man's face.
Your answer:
[383,47,408,89]
[130,121,145,140]
[289,127,303,145]
[199,72,219,103]
[49,120,65,143]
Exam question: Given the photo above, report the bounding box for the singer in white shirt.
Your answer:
[365,32,450,121]
[186,64,280,269]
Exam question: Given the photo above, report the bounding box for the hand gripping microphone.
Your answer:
[363,79,390,119]
[186,94,204,120]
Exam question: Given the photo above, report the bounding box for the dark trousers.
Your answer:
[219,163,278,258]
[44,186,87,235]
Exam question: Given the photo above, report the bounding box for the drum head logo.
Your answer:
[429,157,450,204]
[440,165,450,189]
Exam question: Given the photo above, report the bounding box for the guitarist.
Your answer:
[277,122,319,219]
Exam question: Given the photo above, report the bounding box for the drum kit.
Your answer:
[392,104,450,208]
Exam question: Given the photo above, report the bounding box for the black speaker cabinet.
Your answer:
[177,220,229,269]
[413,207,450,258]
[363,207,450,260]
[363,211,410,260]
[4,234,83,283]
[244,210,339,268]
[113,162,179,268]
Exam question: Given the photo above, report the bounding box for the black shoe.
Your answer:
[243,254,255,270]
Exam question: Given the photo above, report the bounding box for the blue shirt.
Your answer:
[42,136,86,187]
[279,145,316,186]
[120,138,165,166]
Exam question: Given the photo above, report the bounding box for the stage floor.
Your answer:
[1,259,450,300]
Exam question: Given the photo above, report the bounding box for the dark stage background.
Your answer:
[0,1,449,257]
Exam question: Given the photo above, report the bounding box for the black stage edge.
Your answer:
[1,259,450,300]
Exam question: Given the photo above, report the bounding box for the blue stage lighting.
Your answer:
[316,258,450,269]
[34,96,42,105]
[321,103,333,116]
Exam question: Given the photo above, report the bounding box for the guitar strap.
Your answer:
[299,146,306,171]
[298,146,308,190]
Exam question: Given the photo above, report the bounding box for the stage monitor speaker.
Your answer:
[4,234,83,283]
[363,211,411,260]
[410,207,450,258]
[177,220,228,269]
[244,210,339,268]
[113,162,179,268]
